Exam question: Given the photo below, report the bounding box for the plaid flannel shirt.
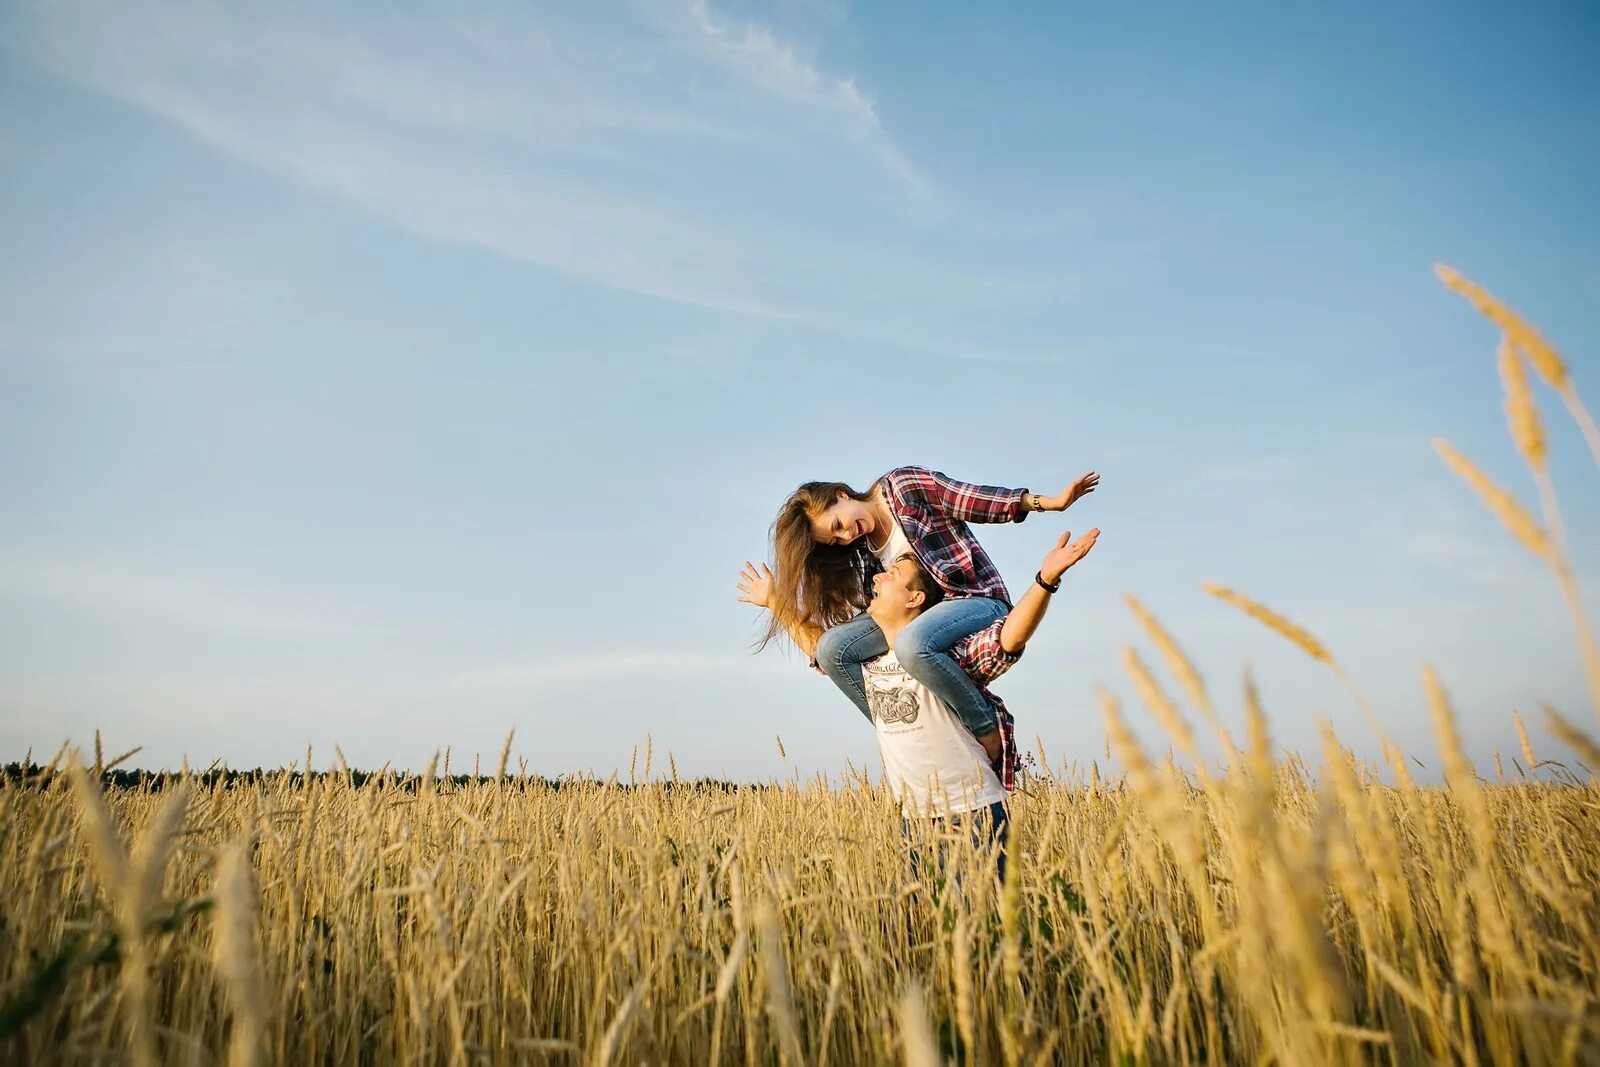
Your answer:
[876,466,1030,605]
[949,619,1023,792]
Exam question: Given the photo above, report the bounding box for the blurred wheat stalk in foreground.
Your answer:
[1,270,1597,1065]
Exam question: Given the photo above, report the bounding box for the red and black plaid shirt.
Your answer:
[950,620,1023,792]
[873,466,1030,606]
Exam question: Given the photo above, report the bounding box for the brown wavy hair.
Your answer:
[758,479,878,654]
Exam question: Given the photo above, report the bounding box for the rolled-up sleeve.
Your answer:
[952,618,1022,686]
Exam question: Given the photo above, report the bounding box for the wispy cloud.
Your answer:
[0,559,377,636]
[676,0,930,198]
[1177,455,1301,495]
[453,648,782,688]
[1399,530,1542,589]
[3,0,1014,339]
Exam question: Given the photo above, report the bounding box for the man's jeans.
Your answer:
[814,596,1008,734]
[904,800,1010,884]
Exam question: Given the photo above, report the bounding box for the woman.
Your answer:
[738,466,1097,734]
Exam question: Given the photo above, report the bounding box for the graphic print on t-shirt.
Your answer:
[866,654,921,726]
[868,682,920,724]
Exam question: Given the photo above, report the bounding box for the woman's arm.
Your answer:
[885,467,1030,523]
[1020,471,1100,516]
[738,561,824,659]
[886,467,1100,524]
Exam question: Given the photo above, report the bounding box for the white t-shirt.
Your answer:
[863,649,1006,819]
[871,512,915,572]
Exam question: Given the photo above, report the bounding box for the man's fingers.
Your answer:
[1058,531,1072,548]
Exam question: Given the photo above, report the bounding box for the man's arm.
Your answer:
[953,528,1102,686]
[999,528,1100,652]
[958,528,1100,763]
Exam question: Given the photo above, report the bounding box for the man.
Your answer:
[859,527,1099,879]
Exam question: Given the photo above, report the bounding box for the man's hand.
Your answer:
[975,728,1003,763]
[1041,528,1100,584]
[737,561,775,610]
[1035,470,1099,512]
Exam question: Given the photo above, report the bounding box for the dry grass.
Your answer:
[2,268,1598,1065]
[1,735,1597,1066]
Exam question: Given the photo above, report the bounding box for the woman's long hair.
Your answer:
[759,480,878,654]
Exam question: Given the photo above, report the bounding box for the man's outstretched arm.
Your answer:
[957,529,1100,763]
[999,528,1101,654]
[958,528,1102,688]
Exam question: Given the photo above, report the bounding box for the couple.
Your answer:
[738,466,1099,877]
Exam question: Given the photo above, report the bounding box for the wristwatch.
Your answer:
[1035,570,1061,594]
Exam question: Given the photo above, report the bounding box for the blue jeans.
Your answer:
[814,596,1008,735]
[904,800,1010,884]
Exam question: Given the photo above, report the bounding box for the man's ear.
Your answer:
[906,589,926,611]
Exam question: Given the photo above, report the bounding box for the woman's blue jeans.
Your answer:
[814,596,1008,735]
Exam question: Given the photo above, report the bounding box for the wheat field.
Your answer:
[2,269,1598,1065]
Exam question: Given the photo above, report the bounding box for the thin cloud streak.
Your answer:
[3,0,1063,358]
[453,649,784,687]
[678,0,932,200]
[0,560,379,637]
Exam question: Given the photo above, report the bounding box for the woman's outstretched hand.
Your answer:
[1035,470,1099,512]
[737,561,775,610]
[1041,528,1100,583]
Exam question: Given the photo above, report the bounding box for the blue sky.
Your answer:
[2,1,1597,780]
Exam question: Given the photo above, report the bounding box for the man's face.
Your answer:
[866,555,924,625]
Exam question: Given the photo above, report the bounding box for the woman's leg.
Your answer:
[813,613,888,721]
[892,597,1009,735]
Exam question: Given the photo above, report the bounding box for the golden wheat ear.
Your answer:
[1200,583,1332,663]
[1436,262,1600,468]
[1430,439,1552,562]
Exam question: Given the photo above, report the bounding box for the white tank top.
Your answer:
[871,512,914,571]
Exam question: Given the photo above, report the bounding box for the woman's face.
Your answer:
[810,492,877,546]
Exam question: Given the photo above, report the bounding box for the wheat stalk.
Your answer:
[1436,262,1600,469]
[1498,339,1547,473]
[1201,583,1332,663]
[214,838,267,1067]
[1431,439,1551,561]
[1123,593,1238,761]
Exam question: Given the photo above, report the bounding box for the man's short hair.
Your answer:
[895,552,946,611]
